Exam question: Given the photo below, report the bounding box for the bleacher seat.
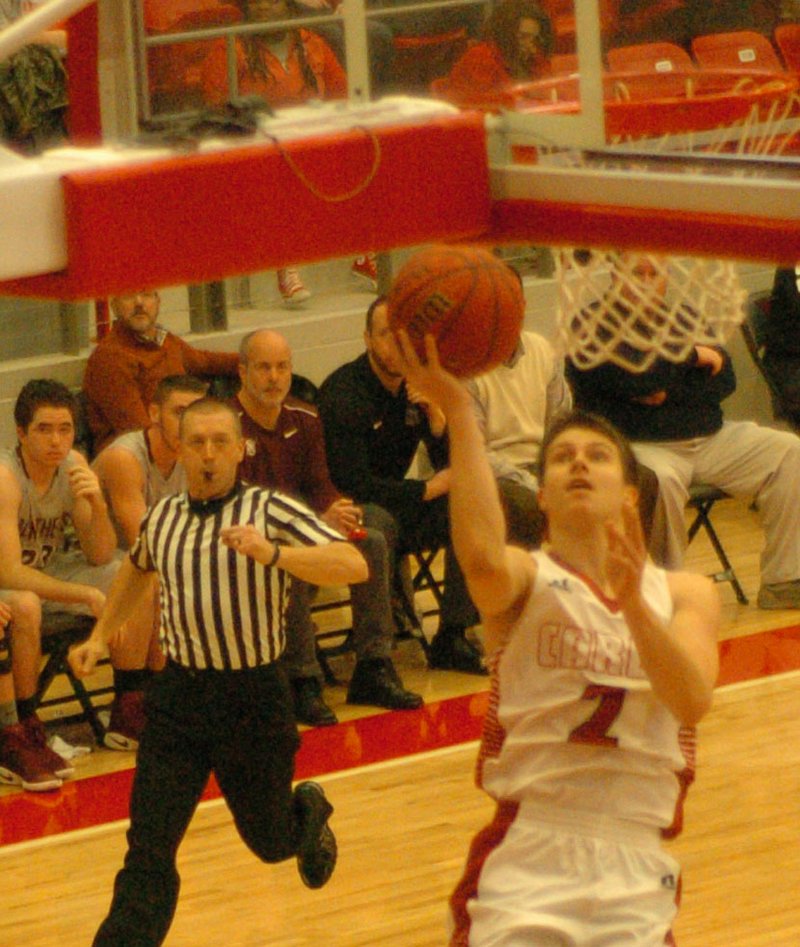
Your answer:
[775,23,800,72]
[691,30,785,72]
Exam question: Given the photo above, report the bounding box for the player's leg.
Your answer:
[0,602,64,792]
[410,495,485,675]
[346,512,423,710]
[93,663,212,947]
[630,443,694,570]
[282,579,338,727]
[692,420,800,603]
[46,549,156,749]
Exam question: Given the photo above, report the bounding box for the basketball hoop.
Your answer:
[555,250,746,373]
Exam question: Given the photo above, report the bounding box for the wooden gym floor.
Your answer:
[2,496,800,945]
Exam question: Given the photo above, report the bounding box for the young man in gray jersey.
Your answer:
[91,375,208,748]
[0,380,118,786]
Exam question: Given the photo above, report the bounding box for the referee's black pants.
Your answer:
[93,659,301,947]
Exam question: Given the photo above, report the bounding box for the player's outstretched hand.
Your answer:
[394,331,470,418]
[605,500,646,608]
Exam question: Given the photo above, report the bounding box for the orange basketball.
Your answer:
[387,245,525,378]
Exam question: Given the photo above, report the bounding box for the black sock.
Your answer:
[113,668,153,694]
[16,696,38,721]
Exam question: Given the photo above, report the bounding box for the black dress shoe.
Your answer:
[291,677,338,727]
[294,781,337,889]
[346,658,424,710]
[428,627,488,676]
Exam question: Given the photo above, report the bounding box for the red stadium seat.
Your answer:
[775,23,800,72]
[691,30,785,72]
[607,41,695,74]
[550,53,579,75]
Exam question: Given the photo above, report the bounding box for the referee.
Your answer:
[70,397,367,947]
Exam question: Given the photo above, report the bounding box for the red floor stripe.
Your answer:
[2,624,799,848]
[0,692,489,848]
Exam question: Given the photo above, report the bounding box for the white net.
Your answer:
[555,250,747,373]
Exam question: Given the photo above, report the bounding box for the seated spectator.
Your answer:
[234,329,423,724]
[92,375,210,745]
[0,381,151,765]
[466,328,571,549]
[468,326,663,558]
[601,1,692,50]
[82,289,238,453]
[438,0,554,104]
[764,266,800,426]
[143,0,244,113]
[687,0,783,37]
[201,0,376,301]
[318,297,486,675]
[566,252,800,609]
[93,374,207,550]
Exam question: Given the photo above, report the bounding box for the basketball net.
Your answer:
[552,73,796,372]
[556,251,746,373]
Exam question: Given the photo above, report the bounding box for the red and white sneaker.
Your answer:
[277,268,311,308]
[0,723,62,792]
[351,254,378,292]
[103,691,147,751]
[22,715,75,779]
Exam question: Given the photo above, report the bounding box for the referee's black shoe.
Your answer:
[291,676,338,727]
[294,781,337,889]
[346,657,423,711]
[428,626,488,676]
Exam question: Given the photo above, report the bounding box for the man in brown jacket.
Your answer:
[82,289,238,453]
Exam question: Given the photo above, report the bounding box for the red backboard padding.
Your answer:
[0,114,490,300]
[490,198,800,266]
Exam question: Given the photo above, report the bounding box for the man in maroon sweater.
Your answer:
[83,289,239,453]
[234,328,423,726]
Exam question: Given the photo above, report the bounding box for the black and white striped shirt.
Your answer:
[130,481,342,671]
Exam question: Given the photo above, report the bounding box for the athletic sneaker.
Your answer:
[21,714,75,779]
[294,781,337,889]
[757,579,800,609]
[0,722,62,792]
[277,268,311,308]
[351,254,378,292]
[103,691,146,751]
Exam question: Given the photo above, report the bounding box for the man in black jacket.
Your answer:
[318,297,485,674]
[567,255,800,610]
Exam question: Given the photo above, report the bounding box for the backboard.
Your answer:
[482,0,800,264]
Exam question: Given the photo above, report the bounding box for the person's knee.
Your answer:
[4,590,42,643]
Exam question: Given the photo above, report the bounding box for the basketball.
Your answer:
[386,245,525,378]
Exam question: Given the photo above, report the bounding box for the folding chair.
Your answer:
[691,30,785,72]
[35,613,111,743]
[686,483,748,604]
[740,290,798,428]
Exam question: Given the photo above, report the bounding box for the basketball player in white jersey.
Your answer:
[0,379,118,784]
[394,333,720,947]
[90,375,208,749]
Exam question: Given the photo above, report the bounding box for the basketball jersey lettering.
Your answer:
[568,684,625,747]
[538,621,646,679]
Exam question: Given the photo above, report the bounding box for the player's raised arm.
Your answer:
[395,333,534,647]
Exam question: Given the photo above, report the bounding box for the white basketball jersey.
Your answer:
[479,551,695,838]
[0,446,77,570]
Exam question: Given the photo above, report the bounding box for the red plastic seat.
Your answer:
[775,23,800,71]
[607,41,695,74]
[691,30,785,72]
